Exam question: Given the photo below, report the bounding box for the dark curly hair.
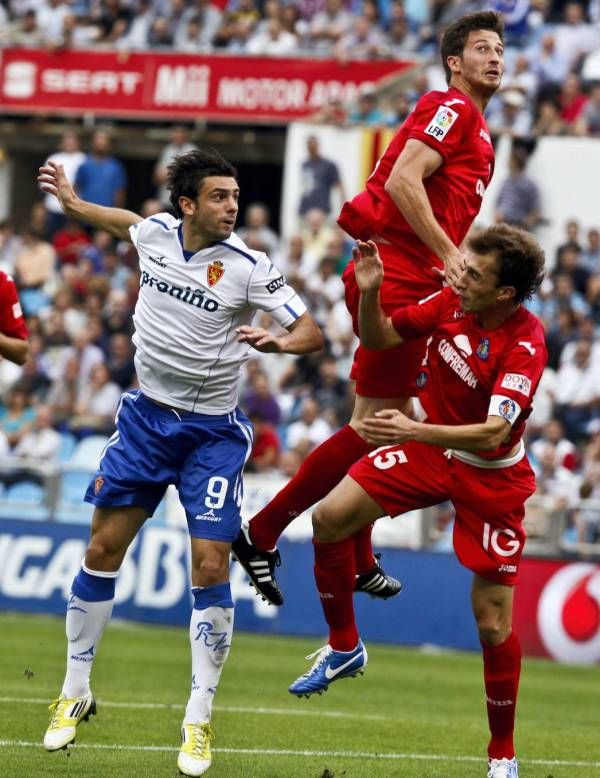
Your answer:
[468,224,545,303]
[440,11,505,84]
[167,148,237,218]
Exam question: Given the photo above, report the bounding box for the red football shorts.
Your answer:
[342,242,443,397]
[348,440,536,585]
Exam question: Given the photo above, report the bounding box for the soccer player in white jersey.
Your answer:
[38,149,323,777]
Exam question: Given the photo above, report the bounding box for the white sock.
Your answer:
[61,566,117,698]
[184,604,234,724]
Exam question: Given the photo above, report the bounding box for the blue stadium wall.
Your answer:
[0,518,479,651]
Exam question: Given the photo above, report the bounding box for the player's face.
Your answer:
[455,30,504,95]
[456,251,503,312]
[190,176,240,241]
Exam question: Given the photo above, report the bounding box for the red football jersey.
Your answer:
[391,288,547,459]
[338,87,495,270]
[0,271,28,340]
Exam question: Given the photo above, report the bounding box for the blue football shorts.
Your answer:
[84,391,253,542]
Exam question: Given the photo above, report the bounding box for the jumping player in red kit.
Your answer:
[232,10,506,605]
[0,271,29,365]
[289,225,546,778]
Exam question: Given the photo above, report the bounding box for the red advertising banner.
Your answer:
[514,558,600,664]
[0,48,413,122]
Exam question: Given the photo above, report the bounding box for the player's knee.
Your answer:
[476,617,510,647]
[85,537,125,571]
[192,556,228,587]
[312,504,344,542]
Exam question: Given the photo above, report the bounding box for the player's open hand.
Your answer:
[236,325,282,353]
[360,408,416,445]
[435,247,466,293]
[37,160,77,211]
[353,240,384,293]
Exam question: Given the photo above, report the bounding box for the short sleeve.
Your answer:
[408,94,471,161]
[248,255,307,328]
[391,288,449,339]
[0,275,28,339]
[488,336,547,424]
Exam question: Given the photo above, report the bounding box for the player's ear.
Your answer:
[446,54,461,76]
[179,196,195,216]
[498,285,516,303]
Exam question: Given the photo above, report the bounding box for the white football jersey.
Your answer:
[129,213,307,413]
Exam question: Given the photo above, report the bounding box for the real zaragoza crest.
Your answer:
[207,260,225,287]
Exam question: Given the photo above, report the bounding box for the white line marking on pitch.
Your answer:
[0,740,599,769]
[0,696,388,721]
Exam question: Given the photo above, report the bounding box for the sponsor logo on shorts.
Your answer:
[266,275,286,294]
[498,564,517,574]
[94,476,104,495]
[501,373,531,397]
[194,510,222,523]
[424,106,459,141]
[483,522,520,557]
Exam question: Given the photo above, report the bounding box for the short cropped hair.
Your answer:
[167,148,237,218]
[468,224,545,303]
[440,11,505,84]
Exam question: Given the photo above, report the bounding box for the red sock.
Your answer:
[249,425,371,551]
[352,523,376,574]
[313,538,359,651]
[482,631,521,760]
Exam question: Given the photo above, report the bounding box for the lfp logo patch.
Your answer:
[424,106,459,141]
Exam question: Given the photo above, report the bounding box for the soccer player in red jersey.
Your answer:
[233,10,506,605]
[0,271,29,365]
[290,225,547,778]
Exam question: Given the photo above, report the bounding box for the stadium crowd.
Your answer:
[0,0,599,553]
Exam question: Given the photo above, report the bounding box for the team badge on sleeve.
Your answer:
[207,260,225,287]
[94,476,105,495]
[501,373,532,397]
[424,106,459,141]
[499,398,517,422]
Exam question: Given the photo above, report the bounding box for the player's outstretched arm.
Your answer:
[355,240,403,351]
[236,311,323,355]
[38,160,142,242]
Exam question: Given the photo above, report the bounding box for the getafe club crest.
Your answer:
[207,260,225,287]
[476,337,490,360]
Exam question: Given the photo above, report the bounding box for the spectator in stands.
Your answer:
[385,91,411,127]
[286,397,332,458]
[581,227,600,274]
[278,448,302,478]
[298,136,343,219]
[153,126,198,209]
[241,370,282,427]
[237,203,280,258]
[554,338,600,440]
[75,130,127,209]
[312,97,348,126]
[116,0,154,50]
[14,228,57,316]
[146,16,175,49]
[556,217,583,258]
[553,244,590,296]
[246,411,281,472]
[300,207,336,259]
[382,12,419,57]
[2,9,45,47]
[553,1,600,72]
[528,33,569,89]
[494,144,541,231]
[308,0,354,56]
[213,0,260,50]
[246,16,298,55]
[545,307,578,370]
[532,440,579,512]
[574,81,600,136]
[279,233,318,280]
[532,97,567,136]
[574,431,600,545]
[559,72,588,127]
[175,15,210,52]
[313,353,350,426]
[106,333,135,389]
[305,255,345,328]
[12,404,61,465]
[69,362,120,438]
[59,325,105,396]
[102,288,135,337]
[37,0,70,47]
[17,333,52,403]
[530,418,580,471]
[487,88,532,137]
[52,218,92,266]
[334,13,386,60]
[44,132,86,236]
[0,220,22,275]
[348,88,386,125]
[0,386,36,449]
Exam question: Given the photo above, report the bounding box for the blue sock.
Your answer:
[72,567,117,602]
[192,582,233,609]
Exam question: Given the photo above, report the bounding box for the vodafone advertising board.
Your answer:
[0,49,412,121]
[514,558,600,664]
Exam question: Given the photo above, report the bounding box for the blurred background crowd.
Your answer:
[0,0,599,555]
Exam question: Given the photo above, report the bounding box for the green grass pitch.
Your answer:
[0,612,598,777]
